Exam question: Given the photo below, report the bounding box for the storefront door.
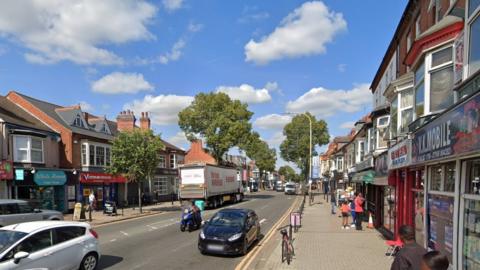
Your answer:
[412,169,425,247]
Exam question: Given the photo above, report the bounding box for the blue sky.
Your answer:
[0,0,406,168]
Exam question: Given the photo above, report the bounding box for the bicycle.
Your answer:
[280,228,294,264]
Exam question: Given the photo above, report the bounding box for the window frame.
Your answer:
[466,0,480,76]
[82,142,111,167]
[12,135,44,164]
[407,30,412,52]
[158,155,166,168]
[415,16,421,38]
[153,176,169,195]
[428,45,454,113]
[169,154,177,169]
[376,116,390,149]
[72,113,84,128]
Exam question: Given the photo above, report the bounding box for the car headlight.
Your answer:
[228,233,243,242]
[200,231,206,239]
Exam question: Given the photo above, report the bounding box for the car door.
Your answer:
[1,204,23,226]
[245,215,256,244]
[0,229,57,269]
[17,203,42,223]
[51,226,88,270]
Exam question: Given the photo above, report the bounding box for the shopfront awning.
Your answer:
[80,172,127,184]
[351,170,375,184]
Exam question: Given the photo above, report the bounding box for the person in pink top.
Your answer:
[354,192,365,230]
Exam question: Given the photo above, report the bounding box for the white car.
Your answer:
[0,221,100,270]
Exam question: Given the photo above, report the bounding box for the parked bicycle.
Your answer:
[279,228,294,264]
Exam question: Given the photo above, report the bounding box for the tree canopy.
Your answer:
[108,129,164,212]
[178,92,253,163]
[278,165,296,182]
[280,112,329,180]
[241,131,276,178]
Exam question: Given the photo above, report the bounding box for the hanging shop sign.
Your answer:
[34,170,67,186]
[0,161,13,180]
[80,172,127,184]
[388,139,412,170]
[412,91,480,164]
[15,169,24,181]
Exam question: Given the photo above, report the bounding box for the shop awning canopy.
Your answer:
[351,170,375,184]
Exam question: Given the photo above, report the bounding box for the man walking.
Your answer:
[330,190,336,214]
[354,192,365,230]
[391,225,427,270]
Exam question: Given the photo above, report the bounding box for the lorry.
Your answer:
[179,163,244,208]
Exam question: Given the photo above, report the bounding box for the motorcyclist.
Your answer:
[191,202,202,227]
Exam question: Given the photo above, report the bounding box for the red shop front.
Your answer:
[79,172,126,209]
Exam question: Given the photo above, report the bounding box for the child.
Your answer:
[340,201,351,229]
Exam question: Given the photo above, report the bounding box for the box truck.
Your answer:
[179,163,244,208]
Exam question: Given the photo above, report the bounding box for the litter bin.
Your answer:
[194,200,205,212]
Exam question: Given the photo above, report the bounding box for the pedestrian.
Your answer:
[88,191,96,211]
[350,194,356,228]
[330,190,336,214]
[420,251,449,270]
[391,225,427,270]
[340,201,350,229]
[354,192,365,230]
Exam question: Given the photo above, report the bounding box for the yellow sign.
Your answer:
[83,188,91,196]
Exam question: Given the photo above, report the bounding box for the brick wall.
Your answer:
[184,140,216,165]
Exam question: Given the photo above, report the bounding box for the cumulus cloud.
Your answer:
[123,94,194,125]
[159,39,186,64]
[162,0,184,12]
[245,1,346,64]
[166,131,189,149]
[286,83,371,117]
[254,114,291,130]
[188,22,204,33]
[267,131,286,148]
[79,101,94,113]
[215,84,272,104]
[0,0,156,65]
[92,72,154,94]
[340,121,355,129]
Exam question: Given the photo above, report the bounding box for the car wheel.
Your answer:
[80,253,98,270]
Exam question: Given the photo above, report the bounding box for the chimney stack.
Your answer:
[116,110,136,132]
[140,111,151,130]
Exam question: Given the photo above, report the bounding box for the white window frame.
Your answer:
[407,30,412,52]
[72,113,85,128]
[158,155,166,168]
[426,44,454,114]
[169,154,176,169]
[465,0,480,77]
[13,135,44,164]
[376,116,390,149]
[336,156,344,171]
[81,142,111,167]
[81,144,87,166]
[153,176,169,195]
[415,16,421,38]
[358,141,365,162]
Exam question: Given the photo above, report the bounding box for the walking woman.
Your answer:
[354,192,365,230]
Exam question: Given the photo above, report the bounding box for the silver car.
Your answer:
[0,200,63,227]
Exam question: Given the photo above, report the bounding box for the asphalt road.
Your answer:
[95,190,296,270]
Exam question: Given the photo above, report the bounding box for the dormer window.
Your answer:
[73,114,84,128]
[100,124,108,134]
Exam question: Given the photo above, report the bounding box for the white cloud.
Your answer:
[159,39,186,64]
[0,0,156,65]
[92,72,154,94]
[215,84,272,104]
[166,131,189,150]
[123,94,194,125]
[267,131,286,148]
[286,83,371,117]
[188,22,203,33]
[79,101,94,113]
[254,114,291,130]
[338,64,347,72]
[340,121,355,129]
[245,1,347,64]
[162,0,184,12]
[265,81,279,91]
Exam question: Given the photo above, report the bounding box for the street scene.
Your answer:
[0,0,479,269]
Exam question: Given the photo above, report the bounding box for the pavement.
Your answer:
[63,201,182,226]
[247,194,392,270]
[94,190,296,270]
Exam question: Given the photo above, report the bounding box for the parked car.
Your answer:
[0,200,63,227]
[198,208,260,255]
[0,221,100,270]
[284,182,296,195]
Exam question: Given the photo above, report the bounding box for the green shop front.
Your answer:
[12,169,68,213]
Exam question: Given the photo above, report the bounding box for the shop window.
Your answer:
[428,194,454,263]
[13,135,44,164]
[414,191,425,247]
[444,162,456,192]
[430,165,442,191]
[384,186,396,234]
[465,159,480,195]
[153,177,168,195]
[463,158,480,268]
[415,62,425,117]
[158,155,166,168]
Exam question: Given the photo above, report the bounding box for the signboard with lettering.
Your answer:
[388,139,412,170]
[34,170,67,186]
[412,91,480,164]
[80,172,127,184]
[0,161,13,180]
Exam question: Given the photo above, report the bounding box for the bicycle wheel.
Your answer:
[286,244,292,265]
[281,240,287,263]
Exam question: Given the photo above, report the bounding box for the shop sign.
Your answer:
[0,161,13,180]
[412,91,480,164]
[355,157,373,172]
[15,169,24,181]
[454,31,464,84]
[34,170,67,186]
[388,139,412,170]
[80,172,127,184]
[375,152,388,177]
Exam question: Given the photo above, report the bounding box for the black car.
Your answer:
[198,208,260,255]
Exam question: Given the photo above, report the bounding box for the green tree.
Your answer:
[242,132,276,188]
[278,165,296,182]
[178,92,253,163]
[108,129,164,213]
[280,113,329,180]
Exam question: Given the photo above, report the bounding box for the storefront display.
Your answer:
[413,170,425,247]
[428,194,454,263]
[79,172,126,208]
[384,186,396,234]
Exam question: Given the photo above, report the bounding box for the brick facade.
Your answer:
[184,140,217,165]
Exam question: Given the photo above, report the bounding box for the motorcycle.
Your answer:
[180,208,201,232]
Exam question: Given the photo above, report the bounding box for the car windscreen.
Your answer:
[0,230,27,254]
[209,212,246,227]
[286,185,295,188]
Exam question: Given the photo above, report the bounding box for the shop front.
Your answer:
[79,172,126,209]
[151,168,180,202]
[411,89,480,269]
[13,169,68,212]
[0,161,13,199]
[371,152,388,229]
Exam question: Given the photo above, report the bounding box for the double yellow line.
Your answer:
[235,196,300,270]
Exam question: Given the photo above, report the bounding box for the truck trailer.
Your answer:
[179,163,244,208]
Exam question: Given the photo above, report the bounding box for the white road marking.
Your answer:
[110,238,117,242]
[147,225,158,230]
[120,231,129,236]
[259,218,267,224]
[260,205,268,210]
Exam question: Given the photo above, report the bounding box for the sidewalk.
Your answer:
[63,201,182,227]
[250,196,392,270]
